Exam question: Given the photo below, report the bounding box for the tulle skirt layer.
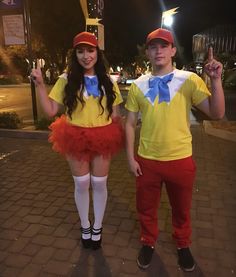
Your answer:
[48,115,125,161]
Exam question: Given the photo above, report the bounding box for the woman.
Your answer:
[31,31,124,250]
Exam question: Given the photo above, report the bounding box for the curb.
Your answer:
[0,128,49,140]
[0,83,30,88]
[203,120,236,142]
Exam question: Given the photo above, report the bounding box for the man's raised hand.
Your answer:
[204,46,223,79]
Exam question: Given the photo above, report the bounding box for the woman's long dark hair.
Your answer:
[63,47,116,119]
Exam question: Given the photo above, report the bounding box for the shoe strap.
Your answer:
[81,226,91,234]
[92,227,103,235]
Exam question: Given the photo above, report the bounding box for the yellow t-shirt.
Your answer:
[49,73,123,127]
[125,69,211,161]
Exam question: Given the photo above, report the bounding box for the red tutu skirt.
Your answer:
[48,115,125,161]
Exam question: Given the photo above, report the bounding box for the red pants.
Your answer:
[136,155,196,248]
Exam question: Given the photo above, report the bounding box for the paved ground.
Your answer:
[0,125,236,277]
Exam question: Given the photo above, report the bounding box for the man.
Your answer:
[125,28,224,271]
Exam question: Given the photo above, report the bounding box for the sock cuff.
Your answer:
[91,175,108,183]
[73,173,90,182]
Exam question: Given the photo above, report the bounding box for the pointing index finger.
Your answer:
[36,59,41,69]
[208,46,213,62]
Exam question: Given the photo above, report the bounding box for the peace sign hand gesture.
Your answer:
[30,60,44,86]
[204,47,223,79]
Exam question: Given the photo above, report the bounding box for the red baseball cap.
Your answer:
[73,31,98,48]
[146,28,174,46]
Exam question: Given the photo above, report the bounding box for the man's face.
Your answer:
[146,39,176,68]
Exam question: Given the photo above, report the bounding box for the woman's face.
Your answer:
[76,44,98,75]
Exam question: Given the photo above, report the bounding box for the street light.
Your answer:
[161,7,179,28]
[163,15,174,27]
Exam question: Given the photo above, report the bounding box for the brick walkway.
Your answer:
[0,125,236,277]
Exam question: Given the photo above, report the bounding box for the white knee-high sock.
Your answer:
[73,174,91,237]
[91,175,108,232]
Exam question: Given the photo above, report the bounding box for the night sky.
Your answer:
[104,0,236,64]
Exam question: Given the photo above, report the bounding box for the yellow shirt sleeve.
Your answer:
[190,73,211,106]
[112,81,123,106]
[48,76,67,105]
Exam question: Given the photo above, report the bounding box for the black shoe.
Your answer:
[80,226,91,249]
[91,227,102,250]
[137,245,154,270]
[177,247,195,272]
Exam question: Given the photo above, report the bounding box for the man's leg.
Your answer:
[136,156,163,246]
[136,156,162,269]
[164,156,196,271]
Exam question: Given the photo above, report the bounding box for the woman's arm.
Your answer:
[31,63,60,117]
[111,104,121,118]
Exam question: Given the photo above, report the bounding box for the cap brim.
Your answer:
[147,37,172,45]
[75,41,97,47]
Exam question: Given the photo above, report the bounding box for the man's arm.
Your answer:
[125,111,142,176]
[196,47,225,119]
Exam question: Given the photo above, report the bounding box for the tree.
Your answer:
[1,0,85,79]
[0,45,27,76]
[30,0,85,72]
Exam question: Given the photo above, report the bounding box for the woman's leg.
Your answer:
[67,156,90,233]
[91,155,111,241]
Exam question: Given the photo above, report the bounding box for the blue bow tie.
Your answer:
[145,73,174,104]
[84,76,100,98]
